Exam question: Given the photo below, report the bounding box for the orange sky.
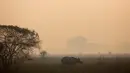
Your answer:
[0,0,130,54]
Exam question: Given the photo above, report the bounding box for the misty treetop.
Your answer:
[67,36,87,50]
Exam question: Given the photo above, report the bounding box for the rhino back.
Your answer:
[61,57,77,64]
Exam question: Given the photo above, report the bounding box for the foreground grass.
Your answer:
[17,57,130,73]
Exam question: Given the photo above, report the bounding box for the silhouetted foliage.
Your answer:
[0,25,41,72]
[40,51,47,57]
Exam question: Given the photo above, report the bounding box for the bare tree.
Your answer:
[0,25,41,72]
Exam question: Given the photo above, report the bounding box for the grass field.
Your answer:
[16,56,130,73]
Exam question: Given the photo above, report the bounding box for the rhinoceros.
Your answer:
[61,57,83,65]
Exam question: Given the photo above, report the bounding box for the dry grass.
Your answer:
[15,56,130,73]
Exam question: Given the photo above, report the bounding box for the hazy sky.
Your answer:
[0,0,130,54]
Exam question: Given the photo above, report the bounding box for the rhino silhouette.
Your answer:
[61,57,83,65]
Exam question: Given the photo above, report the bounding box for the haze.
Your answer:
[0,0,130,54]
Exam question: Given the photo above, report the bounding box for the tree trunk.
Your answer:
[0,57,11,73]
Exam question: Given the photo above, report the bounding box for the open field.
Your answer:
[17,55,130,73]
